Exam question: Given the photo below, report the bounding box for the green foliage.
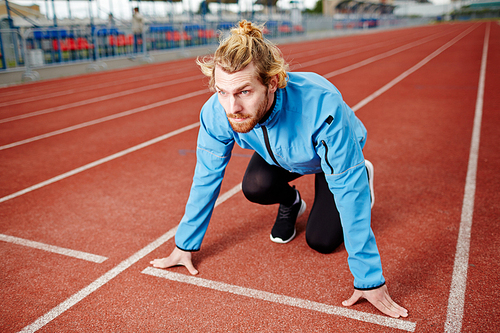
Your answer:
[304,0,323,14]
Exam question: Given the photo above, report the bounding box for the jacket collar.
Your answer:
[254,88,283,129]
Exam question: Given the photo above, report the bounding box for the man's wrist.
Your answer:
[176,245,200,252]
[354,281,386,291]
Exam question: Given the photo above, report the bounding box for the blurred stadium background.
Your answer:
[0,0,498,84]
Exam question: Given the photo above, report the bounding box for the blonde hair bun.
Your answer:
[197,20,289,90]
[233,20,264,39]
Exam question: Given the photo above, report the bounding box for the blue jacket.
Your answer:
[175,72,385,290]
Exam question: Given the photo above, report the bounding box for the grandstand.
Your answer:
[0,0,433,85]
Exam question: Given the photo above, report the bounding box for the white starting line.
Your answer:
[142,267,417,332]
[0,234,107,263]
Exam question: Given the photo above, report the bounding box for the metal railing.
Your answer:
[0,15,431,81]
[0,28,23,70]
[0,19,307,70]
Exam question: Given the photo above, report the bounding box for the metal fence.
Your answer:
[0,15,430,81]
[0,28,23,70]
[0,20,307,70]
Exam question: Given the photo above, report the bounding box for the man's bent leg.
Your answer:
[242,152,304,243]
[242,152,300,205]
[305,173,343,254]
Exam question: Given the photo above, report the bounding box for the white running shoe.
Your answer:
[365,160,375,209]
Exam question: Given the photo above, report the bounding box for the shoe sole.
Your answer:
[269,200,307,244]
[365,160,375,209]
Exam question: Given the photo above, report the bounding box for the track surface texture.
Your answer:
[1,21,499,332]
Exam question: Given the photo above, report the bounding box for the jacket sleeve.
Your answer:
[175,100,235,251]
[315,94,385,290]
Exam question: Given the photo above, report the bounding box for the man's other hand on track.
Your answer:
[342,284,408,318]
[150,247,198,275]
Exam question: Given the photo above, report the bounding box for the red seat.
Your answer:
[167,31,191,42]
[67,38,77,51]
[126,35,133,46]
[76,37,93,50]
[278,25,291,33]
[108,35,117,46]
[198,29,216,39]
[293,25,304,33]
[166,31,178,42]
[52,39,68,51]
[182,31,192,41]
[116,35,126,46]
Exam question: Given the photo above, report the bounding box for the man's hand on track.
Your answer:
[342,284,408,318]
[150,247,198,275]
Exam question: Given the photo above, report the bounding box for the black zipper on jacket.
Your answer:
[262,126,282,168]
[321,140,334,174]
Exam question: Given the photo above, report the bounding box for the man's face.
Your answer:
[214,63,277,133]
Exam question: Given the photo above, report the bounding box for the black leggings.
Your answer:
[242,153,343,254]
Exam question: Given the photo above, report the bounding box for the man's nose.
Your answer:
[228,96,242,114]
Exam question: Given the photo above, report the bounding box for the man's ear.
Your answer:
[268,74,279,93]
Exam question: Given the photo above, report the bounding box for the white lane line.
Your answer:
[0,64,198,107]
[18,183,243,333]
[216,182,242,205]
[0,26,477,200]
[289,30,416,59]
[285,25,434,60]
[0,26,453,125]
[18,227,178,333]
[323,26,461,79]
[0,31,390,109]
[0,30,453,151]
[142,268,417,332]
[0,122,200,204]
[0,90,207,151]
[0,234,107,263]
[351,24,478,112]
[300,26,456,72]
[0,75,204,124]
[295,37,399,68]
[444,22,490,333]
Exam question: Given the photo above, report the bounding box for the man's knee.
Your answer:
[306,233,343,254]
[242,176,273,203]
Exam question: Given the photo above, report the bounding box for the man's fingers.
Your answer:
[150,248,199,275]
[150,257,175,269]
[378,301,407,318]
[343,285,409,319]
[374,299,401,318]
[150,257,198,275]
[342,290,362,307]
[385,295,408,318]
[342,289,402,318]
[182,259,199,275]
[372,293,408,318]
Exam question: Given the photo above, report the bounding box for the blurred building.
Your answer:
[323,0,397,16]
[254,0,280,14]
[0,1,43,19]
[0,0,45,28]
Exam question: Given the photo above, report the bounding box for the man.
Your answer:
[132,7,144,53]
[151,20,408,318]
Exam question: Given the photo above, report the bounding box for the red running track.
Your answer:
[0,21,499,332]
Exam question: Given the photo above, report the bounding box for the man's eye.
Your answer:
[240,90,249,95]
[218,91,226,96]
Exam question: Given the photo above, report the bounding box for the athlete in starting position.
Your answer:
[151,20,408,318]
